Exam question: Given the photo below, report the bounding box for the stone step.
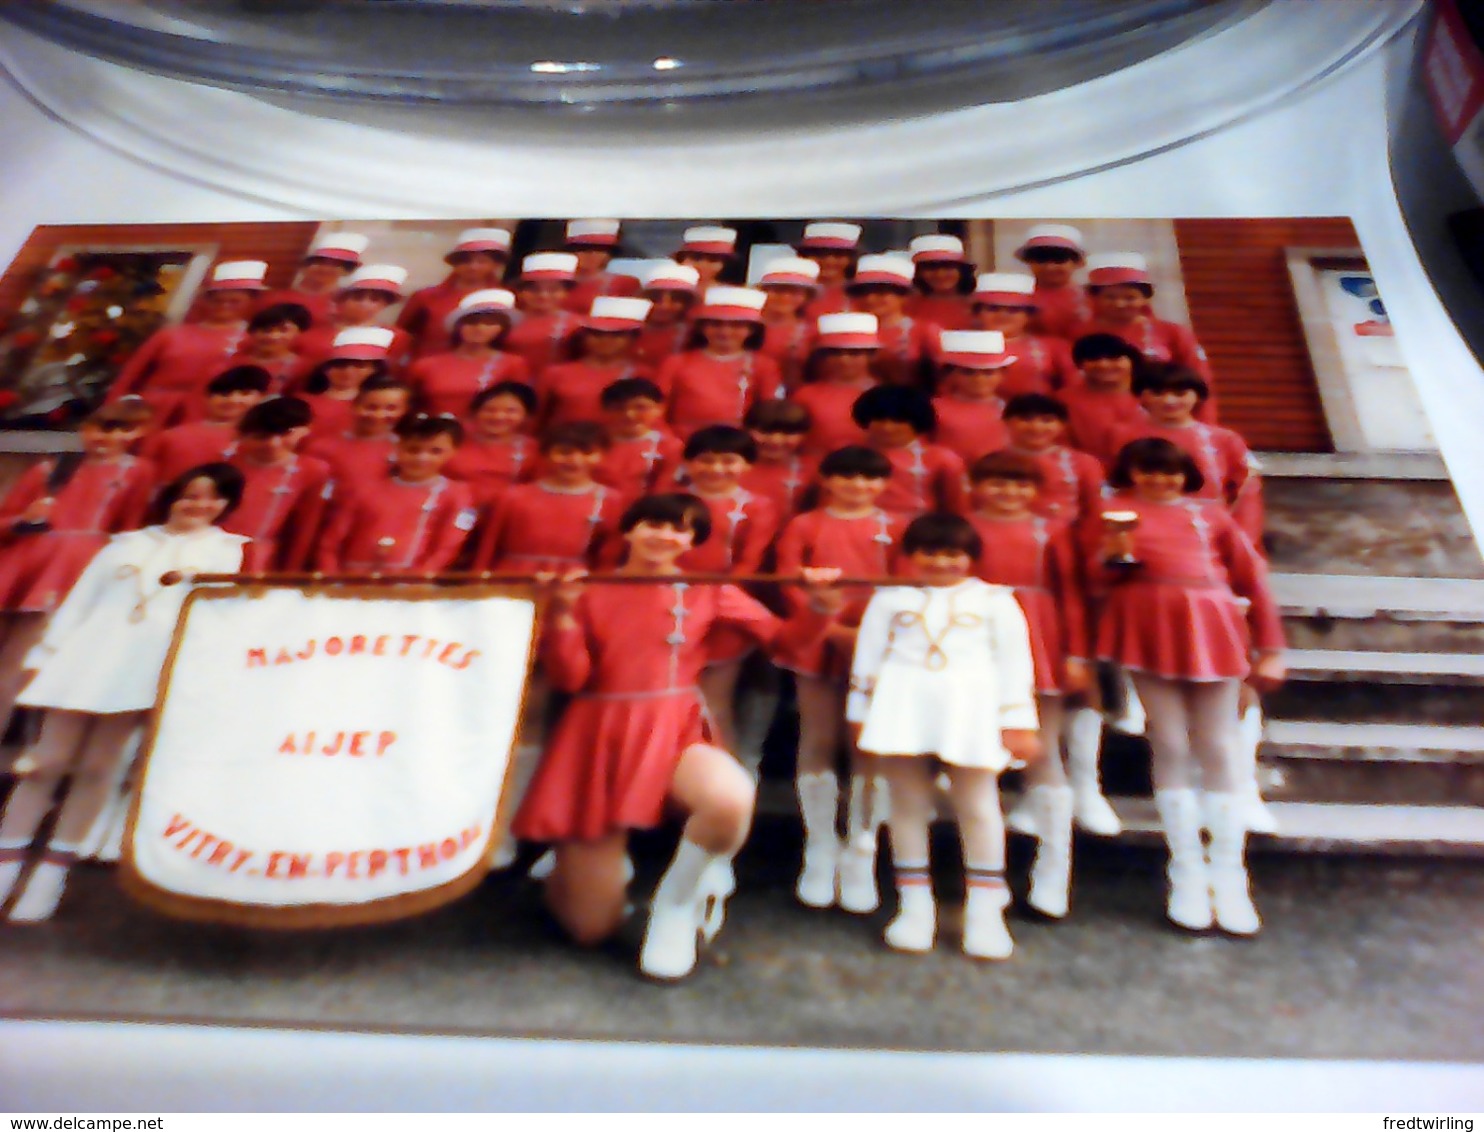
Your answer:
[1273,573,1484,621]
[1285,648,1484,685]
[1265,679,1484,725]
[1282,617,1484,653]
[1258,720,1484,807]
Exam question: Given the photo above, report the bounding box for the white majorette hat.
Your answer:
[565,219,622,248]
[938,330,1017,370]
[446,288,516,331]
[677,226,738,258]
[1015,224,1086,260]
[758,256,821,289]
[696,285,767,323]
[305,232,369,265]
[330,326,396,361]
[642,261,701,293]
[848,254,916,290]
[206,261,269,291]
[339,264,408,298]
[1086,252,1152,288]
[797,222,863,253]
[519,252,578,284]
[973,272,1038,308]
[586,296,653,332]
[910,234,968,264]
[815,312,880,350]
[446,227,513,263]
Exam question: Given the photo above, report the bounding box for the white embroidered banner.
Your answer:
[124,585,538,926]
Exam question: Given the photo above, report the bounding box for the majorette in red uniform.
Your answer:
[539,297,654,428]
[757,256,821,394]
[1014,224,1092,342]
[906,234,975,332]
[792,312,880,457]
[108,260,266,426]
[854,385,968,518]
[1069,252,1216,420]
[971,273,1080,398]
[314,420,476,575]
[505,252,581,381]
[1061,333,1146,467]
[443,384,538,515]
[928,330,1015,466]
[475,453,621,574]
[295,265,413,376]
[597,380,683,509]
[847,255,938,389]
[562,219,642,314]
[301,379,409,498]
[740,400,815,527]
[656,287,782,439]
[1000,395,1108,530]
[1092,438,1286,937]
[796,221,861,322]
[398,228,512,360]
[635,261,700,373]
[140,366,269,486]
[300,326,398,441]
[223,402,333,574]
[405,288,530,419]
[257,231,369,330]
[672,225,738,294]
[190,302,315,414]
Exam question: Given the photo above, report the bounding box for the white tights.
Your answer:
[1128,674,1241,792]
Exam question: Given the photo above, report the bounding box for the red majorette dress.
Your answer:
[1012,444,1106,529]
[998,334,1080,399]
[597,429,684,510]
[539,359,653,428]
[504,311,580,381]
[1108,415,1263,546]
[931,394,1007,466]
[968,513,1087,695]
[223,454,333,572]
[908,293,972,332]
[258,287,336,329]
[565,270,642,315]
[1028,283,1091,342]
[1062,384,1143,467]
[1068,315,1217,419]
[635,322,691,373]
[398,279,487,360]
[874,440,968,519]
[300,393,358,440]
[1091,493,1284,681]
[407,351,532,419]
[314,475,476,574]
[677,488,779,664]
[445,435,535,514]
[741,454,817,528]
[475,481,620,572]
[0,455,156,613]
[108,322,246,426]
[793,380,873,457]
[772,506,903,679]
[761,319,814,394]
[174,351,310,422]
[139,421,239,486]
[657,350,783,440]
[513,582,829,842]
[870,316,937,388]
[804,285,851,323]
[302,432,398,496]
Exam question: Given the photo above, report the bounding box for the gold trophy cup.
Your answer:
[1101,510,1141,569]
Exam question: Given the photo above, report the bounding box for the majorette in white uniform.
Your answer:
[847,578,1038,768]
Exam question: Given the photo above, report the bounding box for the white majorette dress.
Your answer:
[18,526,248,714]
[848,578,1038,769]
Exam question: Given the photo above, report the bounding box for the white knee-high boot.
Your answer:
[1237,705,1278,834]
[838,774,887,914]
[1205,792,1261,935]
[883,862,935,952]
[1067,707,1121,835]
[1154,789,1212,930]
[1026,785,1075,919]
[640,837,730,980]
[795,771,840,908]
[962,875,1014,960]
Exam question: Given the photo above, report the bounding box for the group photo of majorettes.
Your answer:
[0,218,1289,982]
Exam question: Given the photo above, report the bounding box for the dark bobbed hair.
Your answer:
[901,512,983,559]
[451,310,513,348]
[801,344,877,386]
[249,303,312,334]
[395,412,465,446]
[302,357,388,395]
[470,380,538,417]
[1003,392,1070,422]
[851,384,937,434]
[238,395,312,436]
[685,320,766,353]
[818,445,892,480]
[601,377,665,409]
[969,449,1044,485]
[619,492,712,548]
[913,261,976,295]
[1019,246,1083,266]
[743,398,811,434]
[1132,363,1210,403]
[541,420,609,453]
[1107,437,1205,494]
[206,365,272,397]
[1071,332,1145,368]
[155,462,245,523]
[683,424,758,463]
[353,375,413,403]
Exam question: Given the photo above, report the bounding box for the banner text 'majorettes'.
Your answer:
[245,634,481,671]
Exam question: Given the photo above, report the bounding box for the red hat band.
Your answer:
[973,290,1038,309]
[697,303,763,322]
[331,345,388,362]
[817,332,879,350]
[681,241,736,258]
[1089,267,1152,287]
[798,238,858,252]
[941,350,1016,370]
